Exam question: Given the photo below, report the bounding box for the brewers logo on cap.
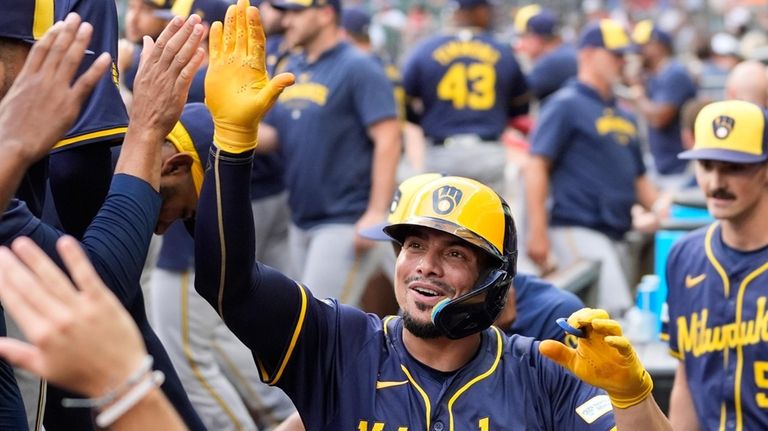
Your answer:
[712,115,735,140]
[433,186,463,215]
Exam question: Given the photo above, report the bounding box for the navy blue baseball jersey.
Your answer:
[192,148,617,431]
[157,220,195,271]
[402,30,529,141]
[645,60,697,175]
[53,0,128,151]
[663,222,768,431]
[526,43,577,103]
[249,33,286,201]
[0,177,205,431]
[263,42,397,229]
[510,273,584,347]
[530,81,646,239]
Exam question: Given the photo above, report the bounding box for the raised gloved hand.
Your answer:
[205,0,294,153]
[539,308,653,409]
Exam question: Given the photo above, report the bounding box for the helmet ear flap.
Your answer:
[501,200,518,278]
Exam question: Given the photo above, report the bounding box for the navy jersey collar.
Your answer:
[573,80,617,106]
[384,316,503,379]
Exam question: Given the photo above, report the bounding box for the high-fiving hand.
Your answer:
[205,0,295,153]
[539,308,654,409]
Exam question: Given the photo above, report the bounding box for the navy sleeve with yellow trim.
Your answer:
[193,146,379,426]
[193,148,307,380]
[53,0,128,152]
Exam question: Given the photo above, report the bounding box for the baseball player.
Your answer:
[193,4,672,429]
[0,13,208,431]
[663,100,768,430]
[401,0,528,194]
[259,0,401,306]
[513,4,577,104]
[626,20,697,191]
[526,20,663,316]
[341,7,405,119]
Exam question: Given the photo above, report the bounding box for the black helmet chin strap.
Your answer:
[431,264,513,340]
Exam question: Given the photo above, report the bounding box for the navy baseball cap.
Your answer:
[514,5,557,37]
[271,0,340,13]
[632,20,673,48]
[0,0,56,44]
[170,0,229,24]
[341,7,371,35]
[578,19,632,55]
[679,100,768,164]
[166,103,215,195]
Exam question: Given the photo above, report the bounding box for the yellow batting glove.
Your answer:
[205,0,295,153]
[539,308,653,409]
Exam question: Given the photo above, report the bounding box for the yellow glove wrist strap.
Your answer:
[607,370,654,409]
[213,123,258,154]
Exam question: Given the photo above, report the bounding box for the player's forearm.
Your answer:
[256,123,279,153]
[0,148,30,213]
[114,127,165,191]
[109,388,187,431]
[613,395,672,430]
[633,94,675,129]
[669,364,700,431]
[194,148,257,319]
[635,175,660,211]
[367,119,401,214]
[524,157,550,233]
[82,174,161,306]
[193,146,304,363]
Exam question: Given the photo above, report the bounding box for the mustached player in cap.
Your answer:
[663,100,768,430]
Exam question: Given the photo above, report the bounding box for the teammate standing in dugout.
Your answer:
[193,1,673,429]
[663,100,768,430]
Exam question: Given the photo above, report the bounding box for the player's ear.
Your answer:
[161,152,194,176]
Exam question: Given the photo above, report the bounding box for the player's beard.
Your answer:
[402,309,443,339]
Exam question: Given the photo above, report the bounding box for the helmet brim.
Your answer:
[383,216,503,263]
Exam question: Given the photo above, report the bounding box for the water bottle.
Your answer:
[635,275,660,342]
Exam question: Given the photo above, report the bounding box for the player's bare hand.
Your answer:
[0,13,110,166]
[354,209,386,254]
[526,228,554,275]
[130,14,205,140]
[539,308,653,409]
[205,0,294,153]
[0,236,146,399]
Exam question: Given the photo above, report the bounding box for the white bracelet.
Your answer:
[95,370,165,428]
[62,355,155,409]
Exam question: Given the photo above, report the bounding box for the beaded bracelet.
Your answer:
[61,355,154,409]
[95,370,165,428]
